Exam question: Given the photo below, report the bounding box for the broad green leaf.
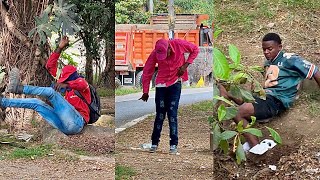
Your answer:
[228,44,241,66]
[232,72,250,84]
[219,140,229,154]
[240,88,255,102]
[213,85,219,105]
[236,140,246,164]
[229,85,242,98]
[249,65,264,72]
[213,48,230,80]
[246,116,256,128]
[253,80,262,92]
[220,130,237,140]
[218,105,227,121]
[212,122,221,150]
[213,95,235,106]
[243,128,263,137]
[236,120,244,132]
[222,107,238,121]
[214,29,223,39]
[266,127,282,144]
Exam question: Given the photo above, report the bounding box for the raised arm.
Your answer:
[45,36,69,77]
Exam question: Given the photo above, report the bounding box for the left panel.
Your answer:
[0,1,115,179]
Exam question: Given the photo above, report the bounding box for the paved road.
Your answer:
[115,87,213,128]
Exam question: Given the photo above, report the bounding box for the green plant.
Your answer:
[115,164,136,180]
[8,144,53,159]
[28,0,79,45]
[212,44,281,164]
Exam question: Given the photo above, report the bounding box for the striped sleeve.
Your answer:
[292,58,318,79]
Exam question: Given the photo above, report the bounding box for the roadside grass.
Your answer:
[190,100,212,112]
[115,87,141,96]
[115,164,136,180]
[97,88,114,97]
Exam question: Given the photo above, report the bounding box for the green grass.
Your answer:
[97,88,114,97]
[190,100,212,112]
[8,144,52,159]
[115,87,141,96]
[115,164,136,180]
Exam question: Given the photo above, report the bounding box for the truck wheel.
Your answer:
[115,77,121,89]
[135,71,143,89]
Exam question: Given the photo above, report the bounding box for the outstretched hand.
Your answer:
[139,93,149,102]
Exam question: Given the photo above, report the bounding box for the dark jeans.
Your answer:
[151,81,182,146]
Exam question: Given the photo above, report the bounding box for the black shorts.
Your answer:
[253,94,286,121]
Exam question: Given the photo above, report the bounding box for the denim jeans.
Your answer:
[0,85,85,135]
[151,81,182,146]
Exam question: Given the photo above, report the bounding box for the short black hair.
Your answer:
[262,33,282,44]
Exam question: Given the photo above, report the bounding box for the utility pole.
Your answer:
[168,0,175,39]
[148,0,154,14]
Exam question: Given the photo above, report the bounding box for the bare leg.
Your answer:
[235,103,259,147]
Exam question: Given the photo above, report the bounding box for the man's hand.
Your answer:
[139,93,149,102]
[177,63,190,77]
[54,36,69,53]
[59,36,69,49]
[54,83,69,92]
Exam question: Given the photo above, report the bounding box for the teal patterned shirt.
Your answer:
[264,51,318,108]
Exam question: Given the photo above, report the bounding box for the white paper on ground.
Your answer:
[242,142,251,152]
[249,139,277,155]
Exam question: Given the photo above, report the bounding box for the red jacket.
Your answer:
[46,52,91,123]
[142,39,199,93]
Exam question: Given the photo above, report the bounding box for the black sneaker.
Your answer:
[7,68,20,93]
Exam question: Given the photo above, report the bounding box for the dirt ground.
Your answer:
[116,102,213,179]
[214,1,320,179]
[0,96,115,180]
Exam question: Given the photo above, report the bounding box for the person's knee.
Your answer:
[237,103,254,119]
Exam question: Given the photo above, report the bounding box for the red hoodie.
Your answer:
[46,52,91,123]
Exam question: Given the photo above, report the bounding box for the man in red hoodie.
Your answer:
[0,36,91,135]
[140,38,199,154]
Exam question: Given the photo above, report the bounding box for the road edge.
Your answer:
[115,113,155,134]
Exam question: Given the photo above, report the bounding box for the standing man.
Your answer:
[0,36,91,135]
[140,38,199,154]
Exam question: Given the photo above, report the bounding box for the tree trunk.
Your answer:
[99,38,114,89]
[85,56,93,85]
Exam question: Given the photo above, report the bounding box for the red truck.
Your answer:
[115,14,213,88]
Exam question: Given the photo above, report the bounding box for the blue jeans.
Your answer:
[0,85,85,135]
[151,81,182,146]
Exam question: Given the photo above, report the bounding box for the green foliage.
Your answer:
[8,144,52,159]
[115,164,136,180]
[29,1,79,45]
[175,0,214,25]
[61,51,79,66]
[115,0,151,24]
[97,88,114,97]
[212,43,282,164]
[266,126,282,144]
